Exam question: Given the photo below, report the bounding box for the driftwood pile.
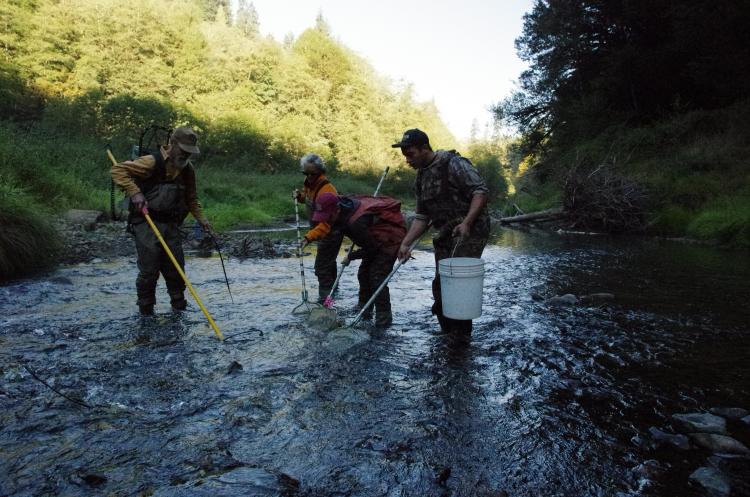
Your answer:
[499,164,648,233]
[563,164,647,232]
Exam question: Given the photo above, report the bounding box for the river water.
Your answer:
[1,229,749,497]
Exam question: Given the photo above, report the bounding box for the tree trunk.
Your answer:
[497,207,564,224]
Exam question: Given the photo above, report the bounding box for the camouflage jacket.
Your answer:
[414,150,489,232]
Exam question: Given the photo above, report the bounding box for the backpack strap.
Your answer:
[311,178,330,200]
[440,151,459,200]
[150,152,166,181]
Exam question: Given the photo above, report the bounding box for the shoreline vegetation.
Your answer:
[2,0,748,282]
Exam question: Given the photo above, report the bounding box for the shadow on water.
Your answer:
[1,228,749,496]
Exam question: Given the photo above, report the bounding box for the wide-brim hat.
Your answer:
[172,126,200,155]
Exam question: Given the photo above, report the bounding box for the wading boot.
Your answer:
[170,292,188,311]
[356,297,372,320]
[171,298,188,311]
[375,309,392,329]
[139,303,154,316]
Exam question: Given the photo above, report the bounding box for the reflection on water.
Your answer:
[1,229,749,496]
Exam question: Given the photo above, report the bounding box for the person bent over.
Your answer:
[301,193,406,328]
[394,129,490,336]
[111,127,212,315]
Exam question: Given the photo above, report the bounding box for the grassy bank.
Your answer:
[0,121,420,279]
[198,166,414,229]
[508,100,750,247]
[0,121,416,226]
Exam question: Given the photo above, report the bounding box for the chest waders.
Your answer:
[107,150,224,340]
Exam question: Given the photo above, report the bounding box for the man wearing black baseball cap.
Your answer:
[393,128,490,338]
[390,128,430,149]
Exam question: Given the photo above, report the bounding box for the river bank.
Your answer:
[55,213,298,267]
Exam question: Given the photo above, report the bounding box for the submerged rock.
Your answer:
[579,292,615,304]
[632,459,661,479]
[648,427,690,450]
[70,470,107,487]
[227,361,244,375]
[49,276,74,285]
[546,294,578,306]
[689,433,750,455]
[689,467,730,496]
[672,412,726,434]
[151,466,288,497]
[710,407,749,420]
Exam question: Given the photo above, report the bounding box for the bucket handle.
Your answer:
[446,236,463,272]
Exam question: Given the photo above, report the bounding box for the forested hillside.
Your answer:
[498,0,750,245]
[1,0,456,169]
[0,0,512,279]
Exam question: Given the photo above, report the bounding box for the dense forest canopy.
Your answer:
[493,0,750,246]
[499,0,750,152]
[0,0,459,172]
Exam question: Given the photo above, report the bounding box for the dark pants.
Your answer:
[431,220,489,335]
[133,220,186,307]
[357,250,396,325]
[314,228,344,300]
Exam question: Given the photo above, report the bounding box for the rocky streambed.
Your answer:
[2,216,749,497]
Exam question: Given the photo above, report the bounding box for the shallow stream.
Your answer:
[1,229,749,497]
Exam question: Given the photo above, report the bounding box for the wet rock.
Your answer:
[689,467,730,496]
[741,415,750,426]
[558,378,583,393]
[689,433,750,455]
[227,361,243,375]
[435,465,451,485]
[630,434,649,448]
[49,276,73,285]
[632,459,661,479]
[648,427,691,450]
[710,407,749,420]
[546,294,578,306]
[530,292,544,302]
[230,237,289,259]
[672,412,726,434]
[579,293,615,304]
[56,218,133,264]
[71,470,107,487]
[151,466,285,497]
[65,209,106,230]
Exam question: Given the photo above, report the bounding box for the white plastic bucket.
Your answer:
[438,257,485,319]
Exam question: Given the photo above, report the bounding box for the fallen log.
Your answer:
[498,207,564,224]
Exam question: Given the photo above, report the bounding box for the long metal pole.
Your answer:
[292,190,310,307]
[347,228,426,328]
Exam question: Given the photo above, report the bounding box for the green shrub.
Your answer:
[0,181,61,281]
[688,195,750,246]
[649,204,694,236]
